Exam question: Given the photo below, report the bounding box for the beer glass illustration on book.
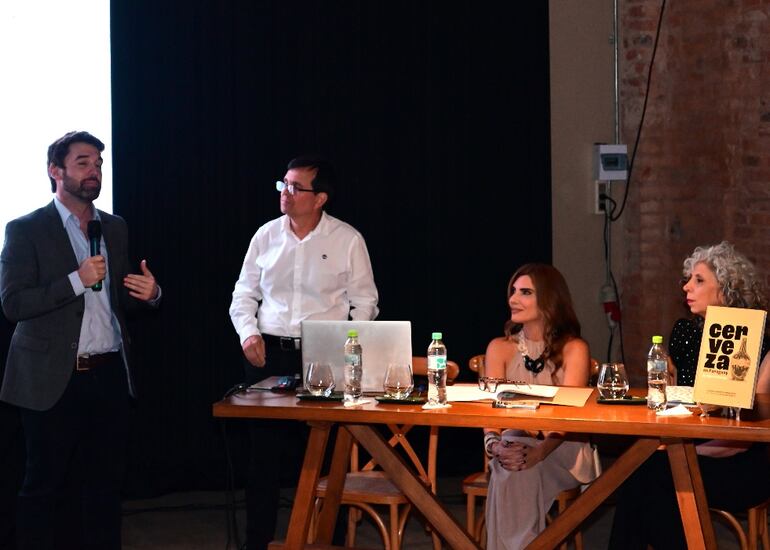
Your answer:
[730,337,751,381]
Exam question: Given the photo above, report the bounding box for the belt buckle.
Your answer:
[279,337,298,351]
[76,354,90,372]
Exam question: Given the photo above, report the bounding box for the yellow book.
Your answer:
[693,305,767,409]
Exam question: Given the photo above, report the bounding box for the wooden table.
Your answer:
[213,390,770,550]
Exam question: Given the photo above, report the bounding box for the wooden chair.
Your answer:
[711,498,770,550]
[463,353,595,549]
[310,357,459,550]
[411,356,461,390]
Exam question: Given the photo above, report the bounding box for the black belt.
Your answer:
[75,351,121,372]
[262,334,302,352]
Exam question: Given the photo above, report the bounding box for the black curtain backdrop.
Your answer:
[0,0,551,498]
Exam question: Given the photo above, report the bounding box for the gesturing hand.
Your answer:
[123,259,159,301]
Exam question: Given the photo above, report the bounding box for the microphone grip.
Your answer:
[89,238,102,292]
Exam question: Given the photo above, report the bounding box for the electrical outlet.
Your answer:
[595,181,609,215]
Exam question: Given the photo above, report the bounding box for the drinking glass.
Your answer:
[383,363,414,399]
[597,362,629,399]
[305,362,335,397]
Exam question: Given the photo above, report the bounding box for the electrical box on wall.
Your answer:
[593,144,628,181]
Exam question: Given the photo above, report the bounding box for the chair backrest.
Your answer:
[588,358,600,387]
[411,356,460,384]
[468,354,486,378]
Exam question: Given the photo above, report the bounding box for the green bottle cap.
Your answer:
[347,329,358,338]
[432,332,443,340]
[652,335,663,344]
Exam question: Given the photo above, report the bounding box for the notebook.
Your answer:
[300,320,412,393]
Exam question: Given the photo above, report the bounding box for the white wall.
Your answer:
[549,0,623,363]
[0,1,112,244]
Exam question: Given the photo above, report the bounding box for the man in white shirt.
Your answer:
[229,156,378,549]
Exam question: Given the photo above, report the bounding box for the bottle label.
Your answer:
[647,359,666,373]
[428,356,446,370]
[345,354,361,367]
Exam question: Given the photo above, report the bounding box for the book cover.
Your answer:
[693,305,767,409]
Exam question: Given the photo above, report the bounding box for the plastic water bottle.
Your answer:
[647,335,668,411]
[344,329,363,402]
[427,332,447,405]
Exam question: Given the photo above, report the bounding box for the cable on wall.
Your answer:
[608,0,667,223]
[600,0,667,363]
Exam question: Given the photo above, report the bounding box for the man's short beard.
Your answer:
[62,175,101,201]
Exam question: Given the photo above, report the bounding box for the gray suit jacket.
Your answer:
[0,201,143,411]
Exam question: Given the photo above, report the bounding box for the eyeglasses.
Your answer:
[275,181,318,196]
[477,377,529,392]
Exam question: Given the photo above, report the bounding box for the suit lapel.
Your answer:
[43,201,79,273]
[99,212,120,306]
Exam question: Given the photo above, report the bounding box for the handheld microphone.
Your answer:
[87,220,103,292]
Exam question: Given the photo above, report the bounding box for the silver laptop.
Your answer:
[300,320,412,393]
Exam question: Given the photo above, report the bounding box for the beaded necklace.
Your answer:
[517,334,547,374]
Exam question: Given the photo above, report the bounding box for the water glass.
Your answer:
[597,362,629,399]
[305,362,335,397]
[383,363,414,399]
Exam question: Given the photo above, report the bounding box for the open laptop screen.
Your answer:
[300,320,412,393]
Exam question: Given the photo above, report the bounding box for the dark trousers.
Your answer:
[608,443,770,550]
[243,338,305,550]
[17,356,129,550]
[0,403,24,550]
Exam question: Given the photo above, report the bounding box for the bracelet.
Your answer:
[484,432,501,458]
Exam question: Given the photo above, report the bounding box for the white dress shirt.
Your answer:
[53,197,123,355]
[229,211,379,343]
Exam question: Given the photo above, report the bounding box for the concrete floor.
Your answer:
[121,477,746,549]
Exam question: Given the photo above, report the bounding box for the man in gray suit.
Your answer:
[0,131,160,549]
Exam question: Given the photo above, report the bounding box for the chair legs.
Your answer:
[466,493,481,543]
[747,501,770,550]
[710,497,770,550]
[553,487,582,550]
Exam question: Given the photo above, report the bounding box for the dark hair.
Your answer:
[287,155,335,203]
[504,263,582,372]
[47,131,105,192]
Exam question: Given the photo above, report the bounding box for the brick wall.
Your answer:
[619,0,770,382]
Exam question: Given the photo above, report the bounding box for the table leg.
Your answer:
[345,424,480,550]
[314,426,353,544]
[283,421,333,549]
[665,439,717,550]
[527,437,661,550]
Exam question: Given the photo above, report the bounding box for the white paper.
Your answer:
[446,383,560,402]
[498,383,559,398]
[343,398,372,407]
[445,384,498,402]
[421,402,452,410]
[656,404,693,417]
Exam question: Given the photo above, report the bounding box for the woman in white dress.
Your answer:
[482,263,598,549]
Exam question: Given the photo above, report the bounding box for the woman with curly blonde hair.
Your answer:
[609,242,770,549]
[671,241,768,385]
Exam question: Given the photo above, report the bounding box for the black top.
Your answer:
[669,317,770,387]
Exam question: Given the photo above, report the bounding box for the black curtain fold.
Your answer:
[72,0,554,494]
